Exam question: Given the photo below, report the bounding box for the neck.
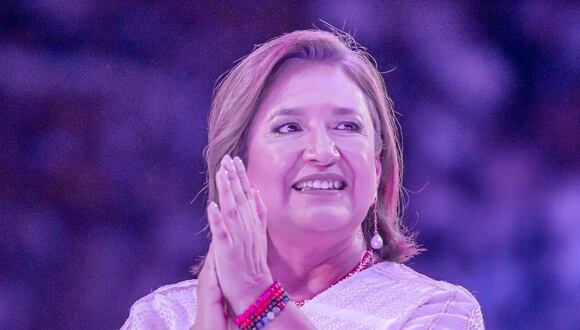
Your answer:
[267,230,367,301]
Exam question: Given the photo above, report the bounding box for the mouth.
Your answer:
[291,175,348,192]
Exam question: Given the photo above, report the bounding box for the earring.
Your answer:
[370,200,384,250]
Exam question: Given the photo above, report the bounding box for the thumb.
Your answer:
[198,243,219,289]
[251,185,267,230]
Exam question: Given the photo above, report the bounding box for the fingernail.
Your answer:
[209,203,220,219]
[234,156,244,167]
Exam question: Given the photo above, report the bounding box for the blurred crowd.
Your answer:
[1,1,579,329]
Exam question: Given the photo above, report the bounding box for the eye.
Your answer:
[273,122,302,134]
[335,121,362,132]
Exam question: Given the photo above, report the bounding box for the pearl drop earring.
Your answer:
[370,200,384,250]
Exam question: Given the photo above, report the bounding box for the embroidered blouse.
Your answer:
[121,262,484,329]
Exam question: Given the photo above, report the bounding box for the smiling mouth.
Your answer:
[292,179,347,192]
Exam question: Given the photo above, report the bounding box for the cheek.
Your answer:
[246,140,301,189]
[337,139,378,189]
[336,137,376,164]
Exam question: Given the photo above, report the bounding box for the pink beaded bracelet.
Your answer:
[234,281,290,330]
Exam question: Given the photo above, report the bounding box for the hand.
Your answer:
[191,243,231,330]
[207,154,273,315]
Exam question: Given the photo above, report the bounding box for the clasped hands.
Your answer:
[194,155,273,329]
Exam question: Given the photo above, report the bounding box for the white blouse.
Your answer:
[121,262,484,329]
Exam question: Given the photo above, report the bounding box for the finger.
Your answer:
[252,186,267,230]
[215,165,245,235]
[207,201,232,245]
[222,155,249,206]
[196,243,228,326]
[199,243,214,284]
[205,244,220,287]
[197,244,216,295]
[233,156,257,212]
[233,156,252,197]
[197,253,208,282]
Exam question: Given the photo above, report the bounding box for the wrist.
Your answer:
[234,281,291,330]
[231,276,275,315]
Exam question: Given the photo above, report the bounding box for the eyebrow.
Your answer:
[267,108,302,121]
[267,107,361,121]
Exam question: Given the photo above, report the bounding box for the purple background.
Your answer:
[1,1,579,329]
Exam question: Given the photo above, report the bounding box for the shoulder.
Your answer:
[370,262,484,329]
[371,261,478,296]
[121,279,199,330]
[302,262,483,329]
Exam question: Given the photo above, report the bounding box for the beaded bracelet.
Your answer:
[235,281,290,330]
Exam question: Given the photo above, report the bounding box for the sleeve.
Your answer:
[401,287,484,330]
[120,284,197,330]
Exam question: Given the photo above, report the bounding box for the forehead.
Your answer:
[255,60,370,121]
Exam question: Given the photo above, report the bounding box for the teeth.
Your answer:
[294,179,345,191]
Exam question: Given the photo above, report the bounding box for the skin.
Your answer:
[194,61,382,329]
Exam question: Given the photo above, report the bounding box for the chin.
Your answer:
[292,208,355,233]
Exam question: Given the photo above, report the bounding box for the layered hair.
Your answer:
[196,29,420,274]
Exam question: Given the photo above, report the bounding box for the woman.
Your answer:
[122,29,484,329]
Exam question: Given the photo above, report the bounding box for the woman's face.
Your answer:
[246,60,381,240]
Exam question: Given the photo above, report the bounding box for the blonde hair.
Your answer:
[195,29,420,274]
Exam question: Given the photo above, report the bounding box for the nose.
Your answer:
[302,127,340,167]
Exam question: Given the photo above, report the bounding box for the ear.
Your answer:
[374,154,382,189]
